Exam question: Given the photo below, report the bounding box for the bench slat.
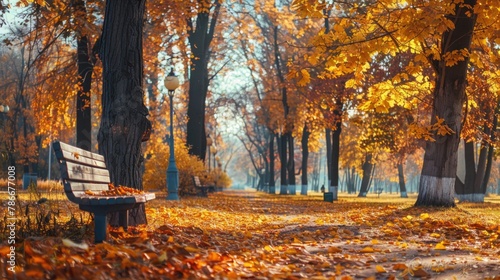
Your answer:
[60,161,110,183]
[56,150,107,168]
[193,176,201,186]
[53,141,105,162]
[64,182,110,192]
[75,195,150,205]
[53,142,107,169]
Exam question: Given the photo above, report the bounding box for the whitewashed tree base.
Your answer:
[300,185,308,195]
[456,193,484,203]
[288,185,296,195]
[279,185,288,195]
[415,175,455,206]
[400,191,408,198]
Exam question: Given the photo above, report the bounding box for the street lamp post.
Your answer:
[164,68,180,201]
[0,104,10,164]
[206,134,212,172]
[211,146,217,171]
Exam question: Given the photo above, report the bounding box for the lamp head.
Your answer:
[164,68,179,95]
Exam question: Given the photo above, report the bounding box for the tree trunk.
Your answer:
[279,133,288,194]
[301,124,310,195]
[186,1,221,160]
[324,12,332,190]
[288,134,296,195]
[358,153,373,197]
[186,57,208,160]
[481,115,497,194]
[457,134,492,203]
[325,129,332,186]
[274,25,289,195]
[415,0,476,207]
[397,162,408,198]
[97,0,151,226]
[346,167,356,194]
[269,133,276,193]
[330,118,341,199]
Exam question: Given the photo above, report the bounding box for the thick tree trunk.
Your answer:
[358,153,373,197]
[301,124,310,195]
[186,2,220,160]
[397,162,408,198]
[97,0,151,226]
[186,57,208,159]
[76,34,93,151]
[415,0,476,207]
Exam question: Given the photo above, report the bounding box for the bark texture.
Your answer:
[97,0,151,226]
[397,163,408,198]
[415,0,477,207]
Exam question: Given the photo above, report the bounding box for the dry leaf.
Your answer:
[360,247,375,253]
[434,242,446,250]
[375,265,387,273]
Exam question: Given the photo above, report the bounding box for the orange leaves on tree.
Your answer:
[431,116,455,136]
[408,116,454,142]
[443,48,470,67]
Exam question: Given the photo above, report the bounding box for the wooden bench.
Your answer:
[53,141,155,243]
[192,176,213,197]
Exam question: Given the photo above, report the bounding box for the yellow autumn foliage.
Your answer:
[143,135,230,196]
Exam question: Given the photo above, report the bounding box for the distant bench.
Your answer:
[192,176,213,197]
[53,141,155,243]
[192,175,224,196]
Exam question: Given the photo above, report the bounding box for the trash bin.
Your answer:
[324,192,334,202]
[22,173,37,190]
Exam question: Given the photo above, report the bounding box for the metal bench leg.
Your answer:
[94,212,107,243]
[118,210,129,230]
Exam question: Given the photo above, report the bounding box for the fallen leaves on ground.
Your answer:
[2,191,500,279]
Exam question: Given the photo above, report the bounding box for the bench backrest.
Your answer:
[193,176,201,187]
[53,141,110,202]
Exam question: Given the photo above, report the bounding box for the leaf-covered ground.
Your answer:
[2,190,500,279]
